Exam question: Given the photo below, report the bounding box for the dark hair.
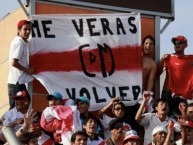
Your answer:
[112,102,126,111]
[82,116,98,132]
[142,35,155,46]
[19,132,38,144]
[71,131,87,143]
[188,103,193,108]
[152,98,169,112]
[83,116,98,126]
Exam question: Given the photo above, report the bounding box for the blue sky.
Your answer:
[0,0,192,56]
[160,0,192,56]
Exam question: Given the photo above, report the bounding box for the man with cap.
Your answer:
[151,119,185,145]
[75,96,104,138]
[100,118,124,145]
[151,126,168,145]
[47,92,64,107]
[8,19,34,109]
[47,91,75,107]
[122,130,141,145]
[159,35,193,109]
[0,90,35,143]
[184,120,193,145]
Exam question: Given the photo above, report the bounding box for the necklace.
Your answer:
[109,138,116,145]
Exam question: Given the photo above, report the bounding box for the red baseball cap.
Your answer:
[171,35,188,44]
[13,90,31,100]
[17,20,31,29]
[186,121,193,128]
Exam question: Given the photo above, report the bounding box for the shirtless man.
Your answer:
[142,35,157,92]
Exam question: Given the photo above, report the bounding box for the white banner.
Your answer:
[29,13,142,110]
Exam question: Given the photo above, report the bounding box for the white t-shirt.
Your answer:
[100,114,131,138]
[141,113,180,145]
[8,36,33,84]
[1,107,24,132]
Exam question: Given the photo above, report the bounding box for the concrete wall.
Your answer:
[0,8,27,115]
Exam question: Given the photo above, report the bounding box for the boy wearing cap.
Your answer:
[47,92,64,107]
[152,124,179,145]
[184,121,193,145]
[1,90,31,130]
[0,90,33,143]
[152,126,168,145]
[47,92,75,107]
[8,19,34,109]
[151,119,185,145]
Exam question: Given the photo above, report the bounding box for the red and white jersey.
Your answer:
[163,54,193,99]
[87,136,105,145]
[38,132,55,145]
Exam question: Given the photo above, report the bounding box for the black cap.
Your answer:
[13,90,31,100]
[109,118,123,131]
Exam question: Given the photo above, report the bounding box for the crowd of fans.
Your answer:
[0,90,193,145]
[0,19,192,145]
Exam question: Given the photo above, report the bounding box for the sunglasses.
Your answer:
[113,125,123,129]
[174,40,184,45]
[114,107,124,111]
[14,97,26,101]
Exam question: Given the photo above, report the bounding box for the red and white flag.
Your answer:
[29,13,142,110]
[41,105,81,144]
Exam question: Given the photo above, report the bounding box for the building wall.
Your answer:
[0,8,27,115]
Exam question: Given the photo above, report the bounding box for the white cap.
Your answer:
[152,126,167,136]
[123,130,139,141]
